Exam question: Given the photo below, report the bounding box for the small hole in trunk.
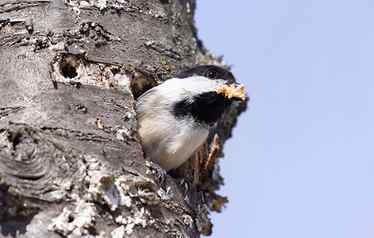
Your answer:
[59,55,80,79]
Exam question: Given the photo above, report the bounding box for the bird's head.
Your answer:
[172,65,245,100]
[168,65,246,126]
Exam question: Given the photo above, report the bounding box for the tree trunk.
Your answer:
[0,0,246,237]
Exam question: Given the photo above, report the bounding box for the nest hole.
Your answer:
[60,56,80,79]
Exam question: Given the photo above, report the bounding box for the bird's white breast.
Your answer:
[163,118,209,170]
[138,112,208,171]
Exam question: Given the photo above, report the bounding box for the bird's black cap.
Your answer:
[175,65,236,84]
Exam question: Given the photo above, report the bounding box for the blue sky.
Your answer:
[196,1,374,237]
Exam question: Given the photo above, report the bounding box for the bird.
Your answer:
[135,65,245,171]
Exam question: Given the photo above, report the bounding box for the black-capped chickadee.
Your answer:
[136,65,245,171]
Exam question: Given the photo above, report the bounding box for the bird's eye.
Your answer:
[205,70,217,78]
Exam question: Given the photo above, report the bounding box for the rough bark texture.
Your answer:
[0,0,246,237]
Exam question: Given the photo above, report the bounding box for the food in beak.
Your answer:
[216,84,246,101]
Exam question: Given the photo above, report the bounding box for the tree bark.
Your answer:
[0,0,246,237]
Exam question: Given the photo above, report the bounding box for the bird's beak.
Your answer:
[216,83,246,101]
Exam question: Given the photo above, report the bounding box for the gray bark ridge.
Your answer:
[0,0,246,237]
